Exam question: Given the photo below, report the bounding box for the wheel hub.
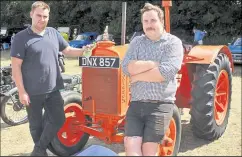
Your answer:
[57,103,85,147]
[13,101,23,111]
[158,118,176,156]
[214,70,229,125]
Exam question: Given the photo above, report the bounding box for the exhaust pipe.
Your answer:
[121,2,127,45]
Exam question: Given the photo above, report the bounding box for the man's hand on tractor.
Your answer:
[83,43,96,50]
[82,43,96,57]
[62,43,96,57]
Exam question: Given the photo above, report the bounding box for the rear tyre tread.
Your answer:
[190,53,232,141]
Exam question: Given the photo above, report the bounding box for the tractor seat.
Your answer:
[61,74,72,84]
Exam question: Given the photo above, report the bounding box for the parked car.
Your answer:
[1,25,29,46]
[57,25,81,42]
[69,32,99,48]
[228,37,242,64]
[96,33,115,43]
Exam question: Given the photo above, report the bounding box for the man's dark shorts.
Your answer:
[124,101,174,144]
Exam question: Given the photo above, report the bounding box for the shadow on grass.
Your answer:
[64,121,212,155]
[0,122,12,130]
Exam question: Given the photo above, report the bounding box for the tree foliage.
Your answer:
[1,0,241,44]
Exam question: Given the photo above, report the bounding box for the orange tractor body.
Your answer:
[81,42,129,144]
[48,1,234,156]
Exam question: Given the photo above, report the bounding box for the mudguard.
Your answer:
[185,45,234,71]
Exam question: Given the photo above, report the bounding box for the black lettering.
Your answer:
[121,74,126,104]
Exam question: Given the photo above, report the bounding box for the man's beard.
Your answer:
[34,23,47,32]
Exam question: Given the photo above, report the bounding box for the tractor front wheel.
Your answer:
[190,53,232,140]
[158,105,182,156]
[48,91,90,156]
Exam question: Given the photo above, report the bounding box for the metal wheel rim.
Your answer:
[214,70,229,125]
[57,103,85,147]
[158,118,177,156]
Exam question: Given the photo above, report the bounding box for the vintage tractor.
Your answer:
[48,1,234,156]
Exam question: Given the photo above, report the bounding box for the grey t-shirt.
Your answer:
[10,26,69,96]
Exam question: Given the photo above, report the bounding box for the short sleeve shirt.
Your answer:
[10,26,69,96]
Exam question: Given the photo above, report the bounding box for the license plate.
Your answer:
[79,56,120,68]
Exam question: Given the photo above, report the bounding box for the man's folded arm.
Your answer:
[121,37,157,76]
[127,60,158,76]
[131,38,184,83]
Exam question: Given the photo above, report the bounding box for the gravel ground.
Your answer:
[1,49,241,156]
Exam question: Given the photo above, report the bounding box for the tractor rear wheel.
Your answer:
[190,53,232,141]
[48,91,90,156]
[158,105,182,156]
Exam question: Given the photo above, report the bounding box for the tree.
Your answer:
[1,1,241,45]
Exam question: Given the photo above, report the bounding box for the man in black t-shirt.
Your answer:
[10,1,92,156]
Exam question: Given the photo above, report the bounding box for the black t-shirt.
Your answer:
[10,26,69,96]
